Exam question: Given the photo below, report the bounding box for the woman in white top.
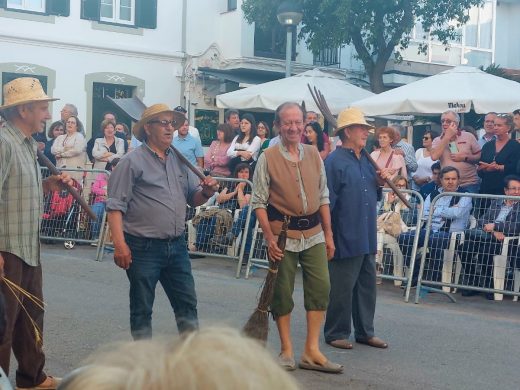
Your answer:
[92,119,125,171]
[51,115,87,171]
[370,126,407,183]
[227,113,261,172]
[412,130,438,190]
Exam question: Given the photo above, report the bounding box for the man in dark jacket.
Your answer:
[458,175,520,299]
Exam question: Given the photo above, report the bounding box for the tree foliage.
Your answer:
[480,63,520,83]
[242,0,485,92]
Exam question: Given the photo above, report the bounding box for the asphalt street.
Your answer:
[7,244,520,389]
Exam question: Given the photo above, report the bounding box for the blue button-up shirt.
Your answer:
[325,147,381,258]
[172,133,203,166]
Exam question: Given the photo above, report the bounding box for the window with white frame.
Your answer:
[100,0,135,25]
[6,0,45,13]
[403,0,495,68]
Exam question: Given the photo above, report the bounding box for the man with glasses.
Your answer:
[106,104,219,340]
[430,110,481,193]
[458,175,520,299]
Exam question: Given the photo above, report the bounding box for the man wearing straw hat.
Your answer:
[0,77,72,389]
[324,107,389,351]
[252,102,342,373]
[106,103,218,340]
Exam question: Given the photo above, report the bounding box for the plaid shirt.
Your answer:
[0,122,43,266]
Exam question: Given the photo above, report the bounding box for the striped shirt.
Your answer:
[0,122,43,266]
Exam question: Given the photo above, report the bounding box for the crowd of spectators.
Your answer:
[372,110,520,299]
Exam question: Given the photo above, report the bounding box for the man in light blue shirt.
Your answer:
[172,118,204,169]
[398,166,472,283]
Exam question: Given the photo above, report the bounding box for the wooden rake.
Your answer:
[307,84,412,209]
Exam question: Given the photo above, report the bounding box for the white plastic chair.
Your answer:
[441,216,476,293]
[377,232,405,286]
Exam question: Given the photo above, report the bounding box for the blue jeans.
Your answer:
[90,202,105,239]
[124,233,198,339]
[398,229,452,282]
[232,206,256,253]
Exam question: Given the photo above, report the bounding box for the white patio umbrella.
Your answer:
[351,66,520,116]
[216,68,374,114]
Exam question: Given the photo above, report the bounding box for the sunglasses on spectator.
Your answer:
[147,120,177,127]
[496,113,512,119]
[423,136,431,140]
[440,119,455,124]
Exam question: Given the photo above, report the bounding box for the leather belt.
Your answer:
[267,205,320,231]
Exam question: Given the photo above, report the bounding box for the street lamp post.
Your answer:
[276,1,303,78]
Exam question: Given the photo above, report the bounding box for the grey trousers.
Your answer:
[324,254,377,342]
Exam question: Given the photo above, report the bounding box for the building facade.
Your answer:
[1,0,518,144]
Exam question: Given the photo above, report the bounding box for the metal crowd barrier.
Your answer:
[377,188,424,302]
[244,188,426,299]
[185,177,254,278]
[415,192,520,303]
[244,222,269,278]
[40,167,110,261]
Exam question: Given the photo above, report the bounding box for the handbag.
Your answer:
[377,211,405,238]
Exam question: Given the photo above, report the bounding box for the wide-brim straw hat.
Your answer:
[0,77,59,111]
[333,107,375,136]
[132,103,185,141]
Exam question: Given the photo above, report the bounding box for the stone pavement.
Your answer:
[8,244,520,389]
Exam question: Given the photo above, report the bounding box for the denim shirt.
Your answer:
[326,147,380,259]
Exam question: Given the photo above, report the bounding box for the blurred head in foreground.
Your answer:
[58,327,300,390]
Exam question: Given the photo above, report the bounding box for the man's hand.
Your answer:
[483,223,495,232]
[444,122,458,141]
[43,172,74,193]
[377,168,393,181]
[113,242,132,269]
[393,148,404,157]
[450,153,466,162]
[493,231,505,241]
[201,176,219,195]
[0,253,4,280]
[325,233,335,260]
[37,142,45,151]
[266,237,283,261]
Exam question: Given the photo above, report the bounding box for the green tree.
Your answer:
[480,63,520,83]
[242,0,484,92]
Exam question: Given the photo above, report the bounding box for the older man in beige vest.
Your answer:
[251,102,342,374]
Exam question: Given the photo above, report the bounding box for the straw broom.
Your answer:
[2,277,45,346]
[243,216,290,343]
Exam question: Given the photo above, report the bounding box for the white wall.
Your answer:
[0,1,185,135]
[494,2,520,69]
[0,1,184,56]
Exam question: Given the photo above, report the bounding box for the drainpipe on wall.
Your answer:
[180,0,189,118]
